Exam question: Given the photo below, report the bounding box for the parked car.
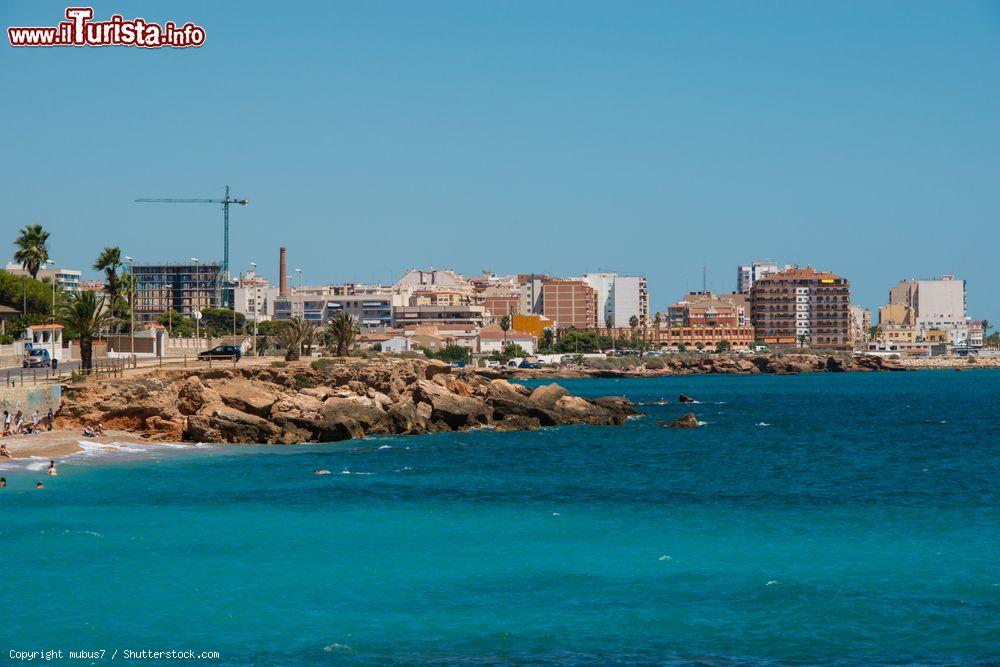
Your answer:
[518,361,542,369]
[198,345,242,361]
[23,347,52,368]
[449,361,466,368]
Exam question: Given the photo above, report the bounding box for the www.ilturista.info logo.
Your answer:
[8,7,206,48]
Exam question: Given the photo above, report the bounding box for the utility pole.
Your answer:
[250,261,258,356]
[46,260,56,367]
[192,258,201,342]
[125,255,135,368]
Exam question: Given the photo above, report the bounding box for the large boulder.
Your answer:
[386,399,428,435]
[424,360,452,381]
[660,412,700,429]
[316,397,393,441]
[529,383,569,408]
[214,380,279,416]
[177,376,222,415]
[414,380,490,429]
[185,404,283,443]
[494,415,541,432]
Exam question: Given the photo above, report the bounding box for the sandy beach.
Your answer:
[1,428,145,459]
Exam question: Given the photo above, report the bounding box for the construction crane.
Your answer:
[134,185,249,280]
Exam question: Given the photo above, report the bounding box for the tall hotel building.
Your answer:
[750,267,851,350]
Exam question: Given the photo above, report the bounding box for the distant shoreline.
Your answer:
[481,353,1000,380]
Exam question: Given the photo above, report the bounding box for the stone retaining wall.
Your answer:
[0,385,61,414]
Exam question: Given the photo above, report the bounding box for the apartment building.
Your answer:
[848,305,872,346]
[750,267,851,350]
[582,273,649,327]
[5,262,82,292]
[517,274,549,316]
[541,279,598,330]
[737,261,782,295]
[272,286,395,327]
[888,276,967,334]
[667,292,747,328]
[132,261,223,323]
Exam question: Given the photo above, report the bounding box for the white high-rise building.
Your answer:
[582,272,649,327]
[737,261,781,294]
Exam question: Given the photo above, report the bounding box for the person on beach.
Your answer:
[2,411,10,436]
[0,443,10,458]
[13,410,23,435]
[82,423,96,438]
[94,422,106,436]
[32,410,40,432]
[48,460,58,476]
[46,409,54,431]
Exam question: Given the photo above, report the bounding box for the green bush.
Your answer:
[310,358,336,371]
[293,373,315,390]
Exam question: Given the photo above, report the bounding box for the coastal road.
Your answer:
[0,360,81,380]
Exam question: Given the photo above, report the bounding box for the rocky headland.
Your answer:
[56,358,639,444]
[478,352,906,379]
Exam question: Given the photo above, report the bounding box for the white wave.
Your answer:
[756,422,771,427]
[74,440,145,457]
[766,579,780,586]
[696,420,708,426]
[339,469,374,476]
[323,643,353,653]
[377,445,392,450]
[659,555,673,561]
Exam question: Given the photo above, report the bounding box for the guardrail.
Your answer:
[2,359,128,387]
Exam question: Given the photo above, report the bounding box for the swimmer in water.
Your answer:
[48,460,58,476]
[313,469,332,475]
[36,481,44,489]
[1,477,6,488]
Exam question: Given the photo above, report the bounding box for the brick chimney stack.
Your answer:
[279,247,288,297]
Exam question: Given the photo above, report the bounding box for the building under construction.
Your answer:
[133,261,224,324]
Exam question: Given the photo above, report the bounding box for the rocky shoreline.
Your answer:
[56,359,639,444]
[477,352,906,379]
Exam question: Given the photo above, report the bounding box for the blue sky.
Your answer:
[2,1,999,317]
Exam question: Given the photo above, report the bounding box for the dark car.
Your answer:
[198,345,242,361]
[518,361,542,369]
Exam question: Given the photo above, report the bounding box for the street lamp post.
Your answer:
[46,259,56,367]
[191,258,200,342]
[125,256,135,368]
[250,261,258,356]
[295,268,303,319]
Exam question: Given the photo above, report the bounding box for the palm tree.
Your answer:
[274,318,311,361]
[302,323,317,358]
[13,224,50,315]
[59,291,110,370]
[13,224,50,279]
[499,314,511,346]
[540,327,554,353]
[868,324,882,343]
[326,312,357,356]
[629,315,639,350]
[93,246,124,320]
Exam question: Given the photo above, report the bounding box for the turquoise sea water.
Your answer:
[1,371,998,665]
